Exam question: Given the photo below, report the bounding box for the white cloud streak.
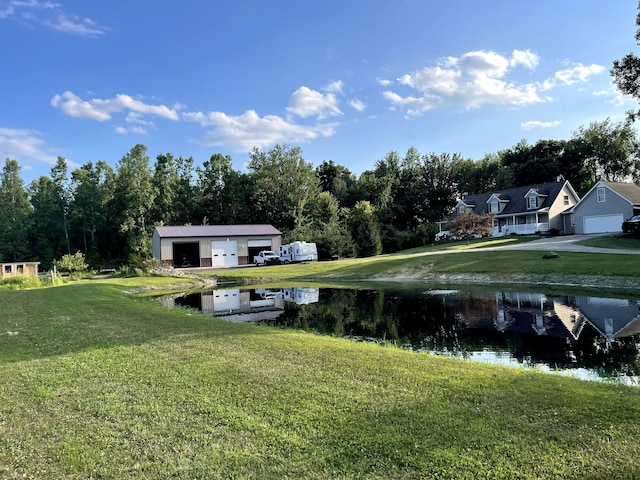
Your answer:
[0,0,107,36]
[183,110,336,152]
[0,127,57,168]
[521,120,561,130]
[51,91,180,122]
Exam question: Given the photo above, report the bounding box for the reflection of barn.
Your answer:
[1,262,40,279]
[152,225,282,268]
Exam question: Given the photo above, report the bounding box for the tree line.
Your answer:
[0,118,638,269]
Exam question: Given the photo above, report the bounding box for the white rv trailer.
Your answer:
[278,241,318,263]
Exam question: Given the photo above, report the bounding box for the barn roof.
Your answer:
[154,224,282,238]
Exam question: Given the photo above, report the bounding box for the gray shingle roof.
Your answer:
[154,224,282,238]
[459,181,568,216]
[603,181,640,205]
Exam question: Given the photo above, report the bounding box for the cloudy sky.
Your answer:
[1,1,638,182]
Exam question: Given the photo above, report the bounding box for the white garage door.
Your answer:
[583,214,624,234]
[211,240,238,267]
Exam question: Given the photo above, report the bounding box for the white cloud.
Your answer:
[521,120,561,130]
[384,50,547,115]
[324,80,344,94]
[540,63,605,90]
[349,98,366,112]
[183,109,336,152]
[114,126,148,135]
[383,50,606,116]
[286,86,342,119]
[0,127,57,168]
[0,0,107,36]
[510,49,539,69]
[377,78,393,86]
[51,91,180,122]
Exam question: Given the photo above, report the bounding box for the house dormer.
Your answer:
[486,194,508,214]
[455,199,474,214]
[524,188,548,210]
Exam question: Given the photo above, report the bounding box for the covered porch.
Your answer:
[492,213,549,237]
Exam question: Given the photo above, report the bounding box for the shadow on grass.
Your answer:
[0,282,277,364]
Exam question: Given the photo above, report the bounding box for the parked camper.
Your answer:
[278,241,318,263]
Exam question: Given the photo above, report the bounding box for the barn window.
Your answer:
[597,187,606,203]
[4,265,10,274]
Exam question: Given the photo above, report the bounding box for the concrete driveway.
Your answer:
[481,234,640,255]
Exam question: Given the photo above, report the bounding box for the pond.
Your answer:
[159,286,640,385]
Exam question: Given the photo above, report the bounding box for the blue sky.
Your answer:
[1,1,638,183]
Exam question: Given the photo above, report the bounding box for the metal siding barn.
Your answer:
[152,225,282,267]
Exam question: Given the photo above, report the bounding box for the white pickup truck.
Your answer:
[253,250,281,266]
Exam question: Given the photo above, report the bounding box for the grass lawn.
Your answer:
[2,277,640,479]
[211,238,640,288]
[576,234,640,250]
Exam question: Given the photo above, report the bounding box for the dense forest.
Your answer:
[1,118,639,269]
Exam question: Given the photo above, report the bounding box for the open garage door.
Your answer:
[211,240,238,267]
[247,239,273,264]
[583,214,623,234]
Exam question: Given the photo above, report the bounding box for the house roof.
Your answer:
[458,180,570,216]
[154,224,282,238]
[602,181,640,205]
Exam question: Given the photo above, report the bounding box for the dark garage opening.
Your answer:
[247,246,269,264]
[173,242,200,267]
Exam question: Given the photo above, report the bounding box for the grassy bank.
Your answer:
[211,242,640,292]
[1,280,640,479]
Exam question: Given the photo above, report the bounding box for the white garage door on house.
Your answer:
[211,240,238,267]
[583,214,624,234]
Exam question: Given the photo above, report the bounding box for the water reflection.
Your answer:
[160,287,640,384]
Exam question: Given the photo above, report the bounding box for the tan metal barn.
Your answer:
[152,225,282,268]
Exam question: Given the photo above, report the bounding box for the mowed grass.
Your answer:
[1,281,640,479]
[214,246,640,283]
[577,234,640,250]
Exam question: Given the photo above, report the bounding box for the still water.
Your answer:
[160,286,640,385]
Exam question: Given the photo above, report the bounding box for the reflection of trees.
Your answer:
[253,287,640,380]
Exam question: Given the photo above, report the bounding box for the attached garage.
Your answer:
[583,214,624,234]
[152,224,282,268]
[571,181,640,235]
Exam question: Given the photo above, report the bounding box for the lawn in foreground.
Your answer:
[1,281,640,479]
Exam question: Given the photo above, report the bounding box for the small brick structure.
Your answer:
[0,262,40,279]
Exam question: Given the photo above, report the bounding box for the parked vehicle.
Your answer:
[278,241,318,263]
[254,250,281,266]
[622,215,640,234]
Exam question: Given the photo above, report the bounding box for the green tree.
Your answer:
[316,160,357,207]
[0,159,31,262]
[111,144,156,263]
[308,191,354,259]
[349,200,382,257]
[29,176,66,268]
[173,156,198,225]
[69,160,115,266]
[50,157,72,255]
[151,153,179,226]
[247,144,320,233]
[196,153,249,225]
[568,119,640,187]
[611,2,640,122]
[54,251,88,279]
